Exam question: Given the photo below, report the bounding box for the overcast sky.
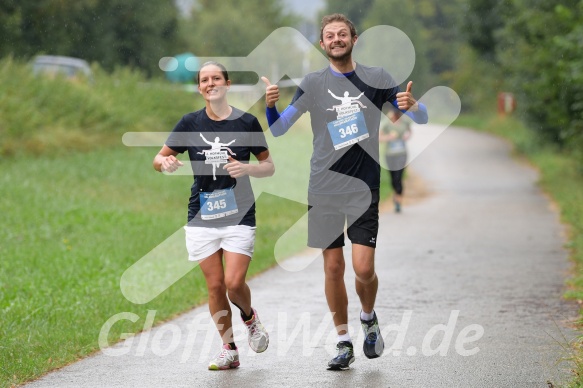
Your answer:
[283,0,325,19]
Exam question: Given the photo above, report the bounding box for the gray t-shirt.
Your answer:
[289,64,400,194]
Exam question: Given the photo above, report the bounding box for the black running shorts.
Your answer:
[307,189,379,249]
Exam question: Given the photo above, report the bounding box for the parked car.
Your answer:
[32,55,92,80]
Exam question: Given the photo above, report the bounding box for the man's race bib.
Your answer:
[200,188,238,220]
[327,111,369,150]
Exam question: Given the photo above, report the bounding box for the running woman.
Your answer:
[380,109,412,213]
[262,14,428,370]
[153,61,274,370]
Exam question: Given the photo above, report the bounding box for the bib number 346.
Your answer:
[339,123,359,138]
[327,111,369,150]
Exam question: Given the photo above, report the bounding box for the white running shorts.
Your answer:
[184,224,256,261]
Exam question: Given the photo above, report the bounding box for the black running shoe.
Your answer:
[361,311,384,359]
[327,341,355,370]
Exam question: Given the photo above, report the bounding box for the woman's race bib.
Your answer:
[388,139,406,153]
[200,188,238,220]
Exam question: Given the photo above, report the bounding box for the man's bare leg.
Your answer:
[352,243,377,314]
[323,247,349,335]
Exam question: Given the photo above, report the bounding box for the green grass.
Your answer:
[0,56,195,158]
[455,112,583,386]
[0,57,394,386]
[0,138,391,387]
[0,143,311,386]
[0,58,302,386]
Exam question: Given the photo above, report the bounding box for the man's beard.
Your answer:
[327,44,353,61]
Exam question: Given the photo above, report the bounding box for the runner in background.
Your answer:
[380,109,412,213]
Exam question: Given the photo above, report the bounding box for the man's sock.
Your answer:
[338,333,351,343]
[360,310,375,321]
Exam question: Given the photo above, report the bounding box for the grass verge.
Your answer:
[0,143,310,386]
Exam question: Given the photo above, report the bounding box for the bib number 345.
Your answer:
[200,188,238,220]
[206,199,227,211]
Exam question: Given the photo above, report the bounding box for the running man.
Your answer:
[262,13,428,370]
[154,61,274,370]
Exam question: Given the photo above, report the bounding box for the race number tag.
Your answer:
[389,139,406,153]
[200,188,238,220]
[327,111,369,150]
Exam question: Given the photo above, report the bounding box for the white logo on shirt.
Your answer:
[327,89,368,119]
[197,134,236,180]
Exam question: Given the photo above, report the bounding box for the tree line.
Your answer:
[1,0,580,168]
[324,0,582,169]
[463,0,583,168]
[0,0,181,76]
[0,0,296,78]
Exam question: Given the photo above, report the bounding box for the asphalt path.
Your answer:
[27,125,578,387]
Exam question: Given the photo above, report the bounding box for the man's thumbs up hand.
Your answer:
[396,80,418,112]
[406,81,413,93]
[262,76,279,108]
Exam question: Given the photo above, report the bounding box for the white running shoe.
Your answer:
[243,308,269,353]
[208,344,240,370]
